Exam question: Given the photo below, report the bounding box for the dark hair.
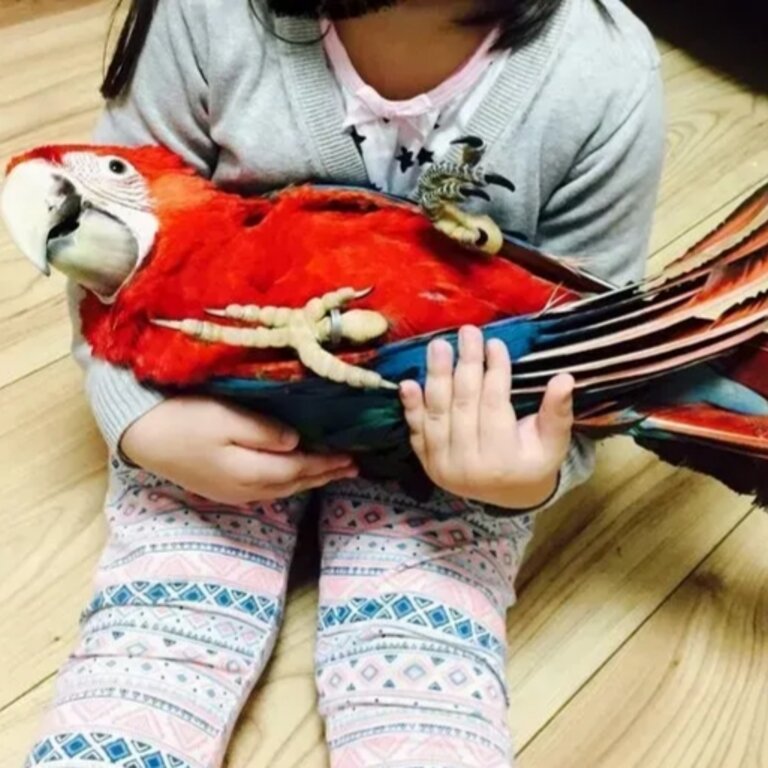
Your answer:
[102,0,607,99]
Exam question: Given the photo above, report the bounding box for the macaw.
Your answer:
[3,142,768,502]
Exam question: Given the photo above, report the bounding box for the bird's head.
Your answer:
[1,144,199,301]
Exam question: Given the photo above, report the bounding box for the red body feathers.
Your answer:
[80,174,573,385]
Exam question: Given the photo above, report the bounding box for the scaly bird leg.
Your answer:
[153,287,397,390]
[206,287,373,326]
[417,136,516,255]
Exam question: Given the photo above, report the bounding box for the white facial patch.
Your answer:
[61,151,159,280]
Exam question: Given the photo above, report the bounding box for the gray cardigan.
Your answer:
[79,0,665,506]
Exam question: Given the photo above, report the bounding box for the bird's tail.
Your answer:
[574,344,768,505]
[510,180,768,396]
[522,182,768,503]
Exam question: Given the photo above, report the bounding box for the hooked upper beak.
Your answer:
[0,159,82,276]
[1,157,142,301]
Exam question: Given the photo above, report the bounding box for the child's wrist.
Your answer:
[476,469,561,512]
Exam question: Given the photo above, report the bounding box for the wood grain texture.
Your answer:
[507,440,753,749]
[0,358,106,709]
[649,43,768,254]
[0,0,101,28]
[0,1,112,388]
[1,2,768,768]
[518,510,768,768]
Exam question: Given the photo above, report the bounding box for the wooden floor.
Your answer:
[1,2,767,766]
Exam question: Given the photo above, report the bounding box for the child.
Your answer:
[26,0,664,766]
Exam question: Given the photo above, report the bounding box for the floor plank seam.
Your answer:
[652,174,768,257]
[1,103,108,145]
[0,292,67,323]
[515,505,756,757]
[0,670,57,717]
[0,351,71,394]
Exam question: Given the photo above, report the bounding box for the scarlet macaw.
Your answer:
[3,142,768,501]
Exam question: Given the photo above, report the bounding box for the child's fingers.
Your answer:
[537,373,575,457]
[450,326,484,454]
[480,338,515,444]
[400,380,427,461]
[272,465,361,498]
[480,338,513,410]
[226,447,353,487]
[423,339,454,468]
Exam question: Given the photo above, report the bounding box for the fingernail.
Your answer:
[429,339,453,367]
[281,428,299,447]
[487,338,505,355]
[333,468,358,482]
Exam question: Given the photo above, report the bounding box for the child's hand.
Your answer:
[120,396,358,504]
[400,326,574,510]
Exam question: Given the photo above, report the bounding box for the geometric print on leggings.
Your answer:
[318,593,503,655]
[83,581,280,625]
[26,732,191,768]
[23,461,307,768]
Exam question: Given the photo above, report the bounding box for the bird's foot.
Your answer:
[153,287,397,390]
[416,136,515,255]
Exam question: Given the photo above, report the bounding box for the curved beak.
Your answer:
[1,158,140,300]
[0,159,80,276]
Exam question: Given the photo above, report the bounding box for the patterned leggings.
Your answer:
[26,459,535,768]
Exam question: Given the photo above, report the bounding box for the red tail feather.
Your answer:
[642,403,768,454]
[664,182,768,279]
[719,335,768,401]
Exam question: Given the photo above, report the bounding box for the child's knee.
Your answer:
[317,637,511,767]
[315,609,511,767]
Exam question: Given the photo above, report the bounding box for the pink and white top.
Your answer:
[322,21,509,195]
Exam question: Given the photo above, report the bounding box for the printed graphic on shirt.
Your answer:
[417,148,434,166]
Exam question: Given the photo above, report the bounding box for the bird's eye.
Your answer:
[108,159,128,175]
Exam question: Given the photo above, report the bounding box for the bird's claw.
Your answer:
[153,288,397,390]
[417,136,515,255]
[484,172,517,194]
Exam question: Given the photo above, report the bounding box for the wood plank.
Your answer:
[648,175,768,273]
[0,678,53,767]
[0,0,101,29]
[507,439,754,749]
[0,3,111,151]
[518,510,768,768]
[0,286,70,389]
[0,357,106,709]
[0,1,112,387]
[650,54,768,255]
